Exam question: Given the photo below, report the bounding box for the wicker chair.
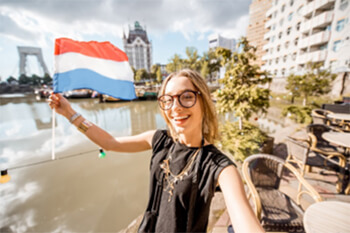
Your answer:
[311,109,332,125]
[242,154,323,232]
[286,136,346,192]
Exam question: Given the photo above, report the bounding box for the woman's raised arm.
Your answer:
[218,165,265,233]
[48,93,155,152]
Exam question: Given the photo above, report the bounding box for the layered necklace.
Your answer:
[160,139,203,202]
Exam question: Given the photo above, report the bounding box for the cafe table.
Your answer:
[327,113,350,122]
[322,131,350,150]
[303,201,350,233]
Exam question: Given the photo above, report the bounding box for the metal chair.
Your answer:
[242,153,322,232]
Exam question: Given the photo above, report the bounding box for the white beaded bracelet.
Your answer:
[69,112,81,123]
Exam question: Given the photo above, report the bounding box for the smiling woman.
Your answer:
[48,69,264,233]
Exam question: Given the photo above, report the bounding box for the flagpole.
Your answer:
[52,108,56,160]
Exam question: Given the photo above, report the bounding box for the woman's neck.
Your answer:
[178,133,203,147]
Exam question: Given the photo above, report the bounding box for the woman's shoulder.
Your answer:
[152,129,172,152]
[203,145,236,167]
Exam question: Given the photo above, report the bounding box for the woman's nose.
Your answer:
[171,97,182,111]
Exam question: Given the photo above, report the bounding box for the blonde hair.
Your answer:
[158,69,219,144]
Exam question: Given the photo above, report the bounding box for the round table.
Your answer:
[327,113,350,121]
[304,201,350,233]
[322,132,350,149]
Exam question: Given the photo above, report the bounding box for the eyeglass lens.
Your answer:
[159,91,197,110]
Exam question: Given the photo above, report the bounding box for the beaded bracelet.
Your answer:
[70,112,81,123]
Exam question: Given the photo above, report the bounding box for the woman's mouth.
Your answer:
[173,115,190,125]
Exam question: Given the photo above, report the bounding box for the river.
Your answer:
[0,94,166,233]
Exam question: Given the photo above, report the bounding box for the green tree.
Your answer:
[135,68,149,82]
[183,47,201,72]
[18,74,30,84]
[204,50,221,82]
[6,76,17,84]
[215,37,271,128]
[286,62,336,106]
[215,37,272,161]
[166,54,183,73]
[156,68,162,83]
[42,73,52,85]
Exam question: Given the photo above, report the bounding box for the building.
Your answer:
[208,34,237,52]
[123,21,152,72]
[246,0,272,67]
[262,0,350,78]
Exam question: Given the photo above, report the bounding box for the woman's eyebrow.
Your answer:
[165,89,195,95]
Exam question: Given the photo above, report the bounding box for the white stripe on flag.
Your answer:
[55,52,134,81]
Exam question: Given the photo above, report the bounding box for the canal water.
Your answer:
[0,94,166,233]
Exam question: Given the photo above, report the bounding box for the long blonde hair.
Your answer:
[158,69,219,144]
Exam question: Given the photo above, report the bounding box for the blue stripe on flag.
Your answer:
[53,69,137,100]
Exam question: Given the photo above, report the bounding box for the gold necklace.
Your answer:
[160,148,200,202]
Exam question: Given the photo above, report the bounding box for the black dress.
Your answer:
[139,130,235,233]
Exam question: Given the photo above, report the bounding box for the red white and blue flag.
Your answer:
[53,38,136,100]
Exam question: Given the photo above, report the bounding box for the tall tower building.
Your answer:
[246,0,272,67]
[123,21,152,72]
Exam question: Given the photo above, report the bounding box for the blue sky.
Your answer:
[0,0,251,80]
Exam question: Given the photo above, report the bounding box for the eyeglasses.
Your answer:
[158,90,201,110]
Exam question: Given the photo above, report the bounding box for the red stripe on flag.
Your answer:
[54,37,129,62]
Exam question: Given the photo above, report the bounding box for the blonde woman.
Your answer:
[48,69,264,233]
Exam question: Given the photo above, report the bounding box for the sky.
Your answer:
[0,0,251,80]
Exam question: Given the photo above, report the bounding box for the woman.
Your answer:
[48,69,264,233]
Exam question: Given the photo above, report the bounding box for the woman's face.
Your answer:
[163,76,203,139]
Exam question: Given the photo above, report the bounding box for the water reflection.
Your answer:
[0,95,166,233]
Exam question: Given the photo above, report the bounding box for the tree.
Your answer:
[215,37,271,129]
[42,73,52,85]
[183,47,201,72]
[215,37,272,161]
[135,68,149,82]
[156,68,162,83]
[285,62,336,106]
[166,54,183,73]
[6,76,17,84]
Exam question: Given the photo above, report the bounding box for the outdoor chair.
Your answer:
[306,124,346,154]
[286,136,346,193]
[242,153,322,232]
[311,109,332,125]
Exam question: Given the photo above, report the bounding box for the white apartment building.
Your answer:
[262,0,350,78]
[208,34,237,52]
[123,21,152,72]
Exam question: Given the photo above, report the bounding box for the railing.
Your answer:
[302,0,335,17]
[297,50,327,64]
[299,31,330,48]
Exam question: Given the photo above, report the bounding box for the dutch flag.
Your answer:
[53,37,136,100]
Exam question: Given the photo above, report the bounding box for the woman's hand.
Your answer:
[48,93,75,119]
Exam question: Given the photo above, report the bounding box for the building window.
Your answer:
[277,45,280,52]
[281,4,286,13]
[272,24,276,30]
[282,68,286,75]
[280,18,284,26]
[336,19,347,31]
[333,40,342,52]
[320,44,328,50]
[283,55,287,62]
[276,57,279,64]
[269,59,272,65]
[288,12,293,21]
[296,22,301,31]
[294,37,299,46]
[285,41,290,48]
[274,69,278,75]
[270,47,274,54]
[290,0,294,6]
[340,0,349,10]
[275,0,279,6]
[271,36,275,42]
[273,11,277,18]
[292,52,297,61]
[286,27,291,35]
[278,31,282,39]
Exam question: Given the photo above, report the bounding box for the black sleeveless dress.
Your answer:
[139,130,235,233]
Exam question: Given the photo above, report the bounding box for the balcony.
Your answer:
[266,7,274,17]
[302,0,335,17]
[263,43,270,51]
[297,50,328,64]
[265,18,274,29]
[312,11,333,28]
[264,31,273,40]
[300,20,311,33]
[299,31,330,48]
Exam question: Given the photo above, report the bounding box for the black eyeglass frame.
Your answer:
[157,90,201,110]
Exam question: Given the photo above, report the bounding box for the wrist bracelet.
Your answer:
[77,120,93,133]
[70,112,81,123]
